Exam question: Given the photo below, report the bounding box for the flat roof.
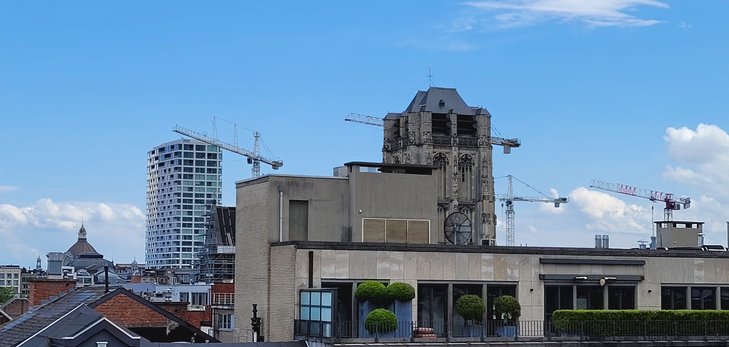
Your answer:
[272,241,729,259]
[344,161,437,174]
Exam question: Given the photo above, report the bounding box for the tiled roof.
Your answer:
[0,286,110,347]
[0,285,218,345]
[66,239,101,257]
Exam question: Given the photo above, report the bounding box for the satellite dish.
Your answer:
[444,212,472,245]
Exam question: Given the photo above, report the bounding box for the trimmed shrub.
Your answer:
[386,282,415,302]
[494,295,521,322]
[365,308,398,333]
[355,281,387,303]
[455,294,485,322]
[552,310,729,337]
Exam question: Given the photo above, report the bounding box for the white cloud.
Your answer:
[570,187,650,234]
[664,124,729,196]
[462,0,668,28]
[0,199,145,267]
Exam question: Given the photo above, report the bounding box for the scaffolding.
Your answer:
[198,205,236,283]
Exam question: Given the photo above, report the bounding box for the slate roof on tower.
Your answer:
[402,87,485,116]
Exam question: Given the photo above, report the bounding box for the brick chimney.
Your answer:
[28,278,76,306]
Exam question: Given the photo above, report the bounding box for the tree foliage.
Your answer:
[455,294,485,322]
[0,287,16,305]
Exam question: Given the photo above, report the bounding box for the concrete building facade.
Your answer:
[146,139,223,268]
[0,265,21,297]
[234,162,729,342]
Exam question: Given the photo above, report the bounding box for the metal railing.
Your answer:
[294,319,729,341]
[212,293,234,306]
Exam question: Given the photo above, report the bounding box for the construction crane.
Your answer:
[344,113,521,153]
[344,113,383,127]
[589,180,690,221]
[496,175,568,246]
[173,125,283,177]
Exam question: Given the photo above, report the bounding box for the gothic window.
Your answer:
[433,153,448,199]
[458,154,474,200]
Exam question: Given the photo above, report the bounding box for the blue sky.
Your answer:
[1,1,728,268]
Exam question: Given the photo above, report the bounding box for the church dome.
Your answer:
[66,223,101,258]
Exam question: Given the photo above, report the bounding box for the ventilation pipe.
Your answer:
[279,189,284,242]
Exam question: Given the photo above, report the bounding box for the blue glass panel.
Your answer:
[322,292,332,306]
[311,307,321,320]
[311,292,321,305]
[300,307,310,320]
[322,307,332,321]
[301,291,310,305]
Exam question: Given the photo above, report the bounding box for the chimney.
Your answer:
[104,266,109,293]
[29,278,76,306]
[46,252,65,279]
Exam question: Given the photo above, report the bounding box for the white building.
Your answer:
[0,265,21,296]
[146,139,222,268]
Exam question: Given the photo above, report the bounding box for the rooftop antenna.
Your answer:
[427,67,435,87]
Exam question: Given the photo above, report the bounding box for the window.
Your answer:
[691,287,716,310]
[576,286,603,309]
[297,289,334,337]
[545,285,573,321]
[662,286,687,309]
[608,286,635,309]
[217,313,234,330]
[721,288,729,309]
[180,292,190,303]
[417,284,447,337]
[191,292,208,305]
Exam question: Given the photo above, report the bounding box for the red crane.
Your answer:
[589,180,691,221]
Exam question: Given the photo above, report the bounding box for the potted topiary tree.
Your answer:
[365,308,398,339]
[386,282,414,323]
[494,295,521,337]
[385,282,415,338]
[455,294,485,337]
[356,281,389,338]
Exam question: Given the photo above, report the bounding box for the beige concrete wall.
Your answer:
[268,245,297,341]
[349,170,438,242]
[641,256,729,310]
[234,179,271,341]
[265,176,349,242]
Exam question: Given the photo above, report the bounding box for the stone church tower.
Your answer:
[383,87,501,245]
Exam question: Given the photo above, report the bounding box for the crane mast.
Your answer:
[497,175,568,246]
[173,125,283,178]
[344,113,521,152]
[589,180,690,221]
